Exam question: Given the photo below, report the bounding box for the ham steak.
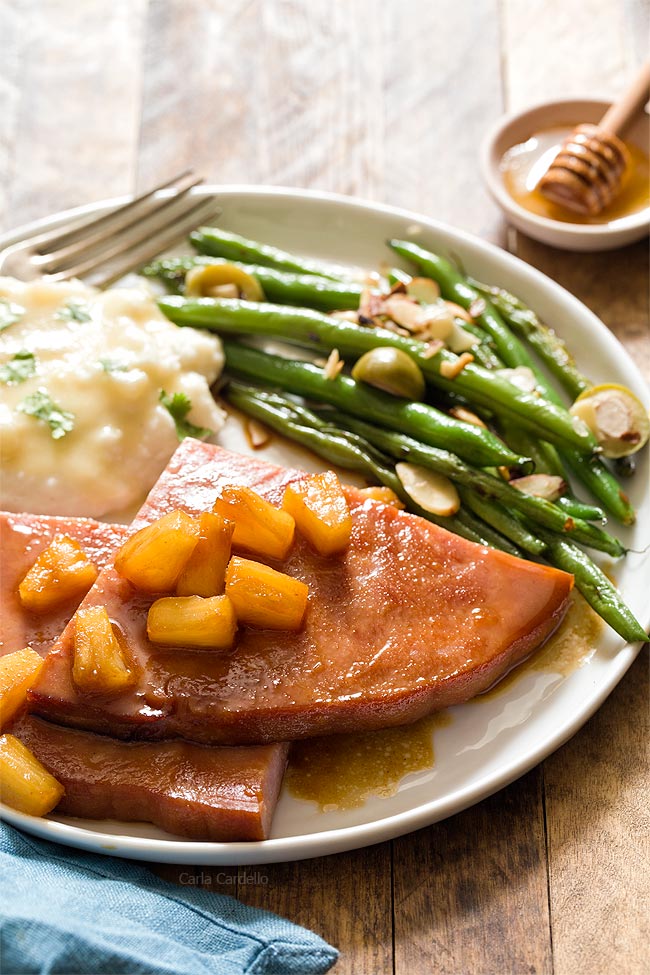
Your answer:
[10,713,287,842]
[28,441,574,745]
[1,510,288,841]
[0,512,128,658]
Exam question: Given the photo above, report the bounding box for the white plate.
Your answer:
[1,186,648,864]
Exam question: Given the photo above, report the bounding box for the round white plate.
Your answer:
[1,186,648,864]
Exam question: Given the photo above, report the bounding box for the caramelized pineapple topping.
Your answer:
[114,509,201,592]
[176,511,234,597]
[0,648,44,730]
[0,734,64,816]
[213,485,295,560]
[72,605,135,696]
[283,470,352,556]
[148,595,237,649]
[18,535,98,612]
[225,556,309,631]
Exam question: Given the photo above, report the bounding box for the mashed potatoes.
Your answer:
[0,277,225,518]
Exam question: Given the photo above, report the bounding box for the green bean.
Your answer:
[158,296,597,455]
[330,415,626,558]
[227,383,645,640]
[143,255,363,312]
[458,488,546,555]
[467,276,591,400]
[221,341,531,469]
[388,239,531,368]
[555,496,605,522]
[224,382,487,545]
[536,531,648,643]
[386,241,633,523]
[497,416,605,522]
[190,228,345,280]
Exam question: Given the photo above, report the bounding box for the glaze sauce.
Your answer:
[501,126,650,223]
[286,592,602,809]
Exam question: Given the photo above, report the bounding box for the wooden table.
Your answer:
[1,3,647,972]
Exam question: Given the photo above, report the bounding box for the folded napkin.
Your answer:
[0,822,338,975]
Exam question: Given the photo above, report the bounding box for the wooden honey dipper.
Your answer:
[538,61,650,216]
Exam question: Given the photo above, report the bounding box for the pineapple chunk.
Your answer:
[225,556,309,630]
[72,606,135,696]
[18,535,98,612]
[0,648,44,730]
[282,470,352,556]
[147,595,237,649]
[0,734,64,816]
[356,486,405,509]
[114,509,201,592]
[176,512,234,597]
[214,485,295,560]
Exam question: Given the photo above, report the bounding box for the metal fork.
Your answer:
[0,170,221,288]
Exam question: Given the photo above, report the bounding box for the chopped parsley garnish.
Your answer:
[99,357,129,373]
[55,301,91,323]
[17,388,75,439]
[0,350,36,384]
[0,298,24,332]
[159,390,213,442]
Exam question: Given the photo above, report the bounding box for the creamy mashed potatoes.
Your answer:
[0,277,225,518]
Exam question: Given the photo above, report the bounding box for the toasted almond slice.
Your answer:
[406,277,441,304]
[330,310,360,323]
[382,295,423,331]
[446,322,479,354]
[245,418,272,450]
[396,463,460,516]
[449,406,487,429]
[444,301,472,323]
[510,474,567,502]
[323,348,344,380]
[440,352,474,379]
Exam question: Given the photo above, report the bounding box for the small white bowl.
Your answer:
[481,98,650,251]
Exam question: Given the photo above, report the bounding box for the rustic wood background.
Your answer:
[1,2,648,973]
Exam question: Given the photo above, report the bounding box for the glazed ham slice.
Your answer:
[29,441,574,745]
[9,713,287,841]
[1,510,288,841]
[0,512,128,658]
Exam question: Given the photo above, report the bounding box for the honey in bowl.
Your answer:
[500,126,650,224]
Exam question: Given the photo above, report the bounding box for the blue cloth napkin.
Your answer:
[0,822,338,975]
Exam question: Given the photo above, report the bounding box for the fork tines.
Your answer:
[1,170,221,287]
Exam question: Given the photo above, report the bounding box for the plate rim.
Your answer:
[1,184,647,864]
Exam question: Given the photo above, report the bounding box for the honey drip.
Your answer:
[501,126,650,224]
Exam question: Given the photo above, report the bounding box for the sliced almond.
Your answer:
[406,277,441,304]
[446,321,479,354]
[510,474,566,502]
[449,406,487,429]
[330,310,360,323]
[396,463,460,516]
[439,352,474,379]
[468,297,486,319]
[245,418,272,450]
[444,301,472,323]
[323,348,344,380]
[358,287,385,321]
[382,295,424,331]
